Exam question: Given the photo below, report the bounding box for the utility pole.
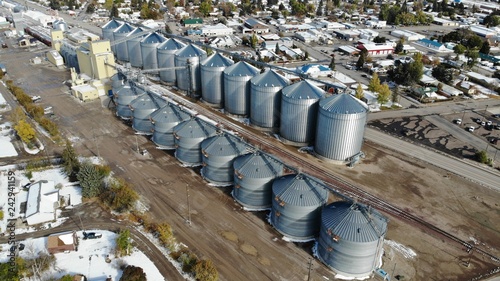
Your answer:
[93,130,100,158]
[185,182,191,225]
[307,258,313,281]
[135,135,139,153]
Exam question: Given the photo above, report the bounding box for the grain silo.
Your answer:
[113,23,134,62]
[223,61,260,116]
[280,80,325,146]
[157,39,186,83]
[233,152,284,210]
[53,19,68,32]
[200,53,234,108]
[110,72,126,91]
[126,27,146,68]
[315,94,368,162]
[317,201,388,278]
[200,133,249,186]
[270,174,328,240]
[150,103,191,150]
[114,84,138,120]
[140,32,166,71]
[130,93,167,135]
[173,118,217,166]
[174,44,207,96]
[101,19,121,53]
[250,70,289,131]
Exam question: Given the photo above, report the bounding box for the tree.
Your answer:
[480,41,490,55]
[453,44,466,55]
[475,150,489,164]
[377,84,392,104]
[57,275,73,281]
[199,0,212,17]
[483,15,500,28]
[165,24,172,34]
[116,229,132,256]
[303,51,309,60]
[251,33,258,49]
[86,3,96,13]
[62,140,80,179]
[373,36,387,43]
[432,64,453,84]
[329,55,335,71]
[466,49,479,67]
[408,52,424,84]
[110,4,119,19]
[356,49,368,69]
[368,72,382,93]
[467,35,483,50]
[77,162,104,198]
[120,265,147,281]
[14,120,36,145]
[392,86,400,103]
[10,106,26,124]
[275,43,280,54]
[395,40,404,54]
[101,178,139,212]
[193,259,219,281]
[355,83,364,100]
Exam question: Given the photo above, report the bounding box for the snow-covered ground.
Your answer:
[0,167,82,234]
[0,230,164,281]
[0,122,18,158]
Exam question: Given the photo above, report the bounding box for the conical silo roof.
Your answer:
[202,134,248,157]
[130,92,165,110]
[127,27,145,37]
[321,201,388,242]
[201,53,234,67]
[250,69,289,87]
[282,80,325,99]
[319,94,368,114]
[102,19,121,30]
[141,32,166,44]
[224,61,260,76]
[114,22,134,34]
[273,174,328,206]
[234,152,283,179]
[157,38,186,51]
[174,118,217,139]
[175,44,206,58]
[150,103,190,123]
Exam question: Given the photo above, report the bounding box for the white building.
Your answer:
[25,180,59,226]
[201,23,234,36]
[22,10,56,27]
[414,38,449,52]
[295,31,318,43]
[390,30,425,41]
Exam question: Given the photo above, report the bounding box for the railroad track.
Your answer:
[145,83,500,264]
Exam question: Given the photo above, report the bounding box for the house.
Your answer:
[47,231,78,254]
[415,38,448,52]
[296,64,331,78]
[357,43,394,56]
[25,180,59,226]
[182,18,203,28]
[241,18,269,34]
[455,79,478,96]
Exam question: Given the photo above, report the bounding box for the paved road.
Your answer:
[365,128,500,190]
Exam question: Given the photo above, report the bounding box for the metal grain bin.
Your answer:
[114,84,137,119]
[157,39,186,83]
[113,23,134,62]
[318,201,388,278]
[270,174,328,240]
[250,70,289,130]
[140,32,166,71]
[315,94,368,162]
[150,103,191,150]
[223,61,260,116]
[126,27,146,68]
[200,134,249,186]
[200,53,234,108]
[280,80,325,146]
[110,73,126,90]
[53,19,68,32]
[101,19,121,53]
[174,44,207,96]
[173,118,217,166]
[130,93,167,135]
[233,152,284,209]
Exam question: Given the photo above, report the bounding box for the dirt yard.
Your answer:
[2,42,499,281]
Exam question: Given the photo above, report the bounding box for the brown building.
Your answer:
[47,231,78,254]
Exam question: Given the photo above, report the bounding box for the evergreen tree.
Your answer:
[77,162,104,198]
[62,140,80,179]
[355,83,365,100]
[368,72,382,93]
[110,4,119,19]
[329,55,335,71]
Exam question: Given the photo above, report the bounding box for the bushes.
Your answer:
[116,229,132,257]
[14,120,36,145]
[119,265,147,281]
[100,178,139,212]
[193,259,219,281]
[475,150,492,165]
[171,246,198,273]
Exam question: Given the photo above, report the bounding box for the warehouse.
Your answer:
[357,43,393,56]
[201,23,234,37]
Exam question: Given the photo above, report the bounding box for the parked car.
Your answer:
[468,126,475,132]
[455,119,462,125]
[83,232,102,240]
[481,121,486,126]
[486,120,492,126]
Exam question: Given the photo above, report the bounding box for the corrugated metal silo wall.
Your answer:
[102,29,114,51]
[157,49,177,83]
[111,77,124,90]
[127,38,143,68]
[271,200,323,240]
[132,107,157,134]
[141,42,160,70]
[175,56,203,92]
[233,173,277,209]
[174,136,207,165]
[318,230,383,277]
[68,54,79,72]
[280,95,320,144]
[250,85,283,128]
[315,111,367,161]
[200,65,225,106]
[224,74,252,116]
[152,116,190,149]
[202,154,240,184]
[114,32,129,62]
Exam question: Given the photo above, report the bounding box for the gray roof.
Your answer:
[150,103,190,123]
[102,19,121,30]
[115,85,136,97]
[157,38,186,50]
[129,93,165,110]
[234,152,283,179]
[201,53,234,67]
[126,27,145,37]
[173,118,217,139]
[224,61,260,77]
[250,69,289,87]
[202,134,248,156]
[175,44,207,58]
[114,23,134,34]
[282,80,325,100]
[321,201,388,243]
[273,174,328,207]
[141,32,166,44]
[319,94,368,114]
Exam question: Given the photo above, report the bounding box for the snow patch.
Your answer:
[0,122,18,157]
[385,239,417,259]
